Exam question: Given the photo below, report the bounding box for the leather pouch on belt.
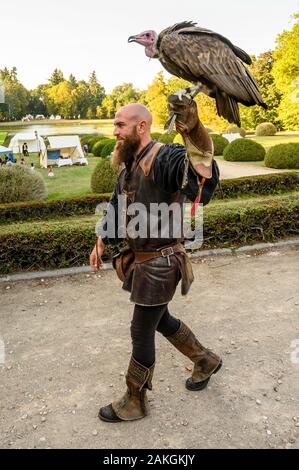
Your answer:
[112,247,135,282]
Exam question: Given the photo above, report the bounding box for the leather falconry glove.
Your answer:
[167,94,214,179]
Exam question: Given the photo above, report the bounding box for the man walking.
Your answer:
[90,94,222,423]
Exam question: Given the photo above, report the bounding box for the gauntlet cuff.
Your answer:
[182,121,214,179]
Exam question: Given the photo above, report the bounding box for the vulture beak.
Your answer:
[128,35,138,43]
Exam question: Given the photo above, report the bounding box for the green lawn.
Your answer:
[0,132,7,145]
[7,131,299,201]
[248,133,299,149]
[14,152,100,200]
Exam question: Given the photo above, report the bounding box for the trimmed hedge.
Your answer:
[151,132,162,141]
[1,172,298,224]
[101,139,116,157]
[0,193,298,274]
[0,165,47,203]
[91,158,118,193]
[214,172,299,199]
[92,138,113,157]
[210,134,229,156]
[202,192,299,249]
[255,122,277,136]
[226,125,246,138]
[223,138,266,161]
[265,143,299,169]
[0,194,112,223]
[158,132,177,144]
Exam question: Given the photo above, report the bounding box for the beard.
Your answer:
[112,127,141,167]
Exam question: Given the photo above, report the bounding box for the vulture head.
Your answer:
[128,30,159,58]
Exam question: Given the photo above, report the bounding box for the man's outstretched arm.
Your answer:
[153,94,214,201]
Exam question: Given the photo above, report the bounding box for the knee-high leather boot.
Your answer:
[99,356,155,422]
[165,321,222,391]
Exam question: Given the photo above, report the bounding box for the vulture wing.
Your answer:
[159,22,252,65]
[158,23,266,125]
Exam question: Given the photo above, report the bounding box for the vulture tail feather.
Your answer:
[216,92,241,127]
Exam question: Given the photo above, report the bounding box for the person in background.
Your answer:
[22,142,29,157]
[20,157,25,165]
[48,165,54,177]
[30,162,35,171]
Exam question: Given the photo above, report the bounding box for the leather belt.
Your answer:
[134,243,185,265]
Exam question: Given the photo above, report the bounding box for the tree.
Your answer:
[240,52,282,129]
[0,67,29,120]
[28,85,48,116]
[71,81,91,118]
[48,69,65,86]
[97,83,140,118]
[87,71,105,118]
[110,82,141,109]
[45,80,74,117]
[272,12,299,129]
[69,74,77,89]
[100,95,116,118]
[145,72,168,125]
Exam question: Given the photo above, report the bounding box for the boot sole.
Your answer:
[98,410,123,423]
[185,360,223,391]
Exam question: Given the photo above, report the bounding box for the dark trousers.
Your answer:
[130,303,180,367]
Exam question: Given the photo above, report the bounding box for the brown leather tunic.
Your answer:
[118,142,194,306]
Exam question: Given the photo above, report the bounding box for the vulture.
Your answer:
[128,21,267,127]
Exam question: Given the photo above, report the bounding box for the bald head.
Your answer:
[116,103,152,128]
[113,103,153,158]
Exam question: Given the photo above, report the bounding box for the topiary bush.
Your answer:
[100,139,116,157]
[226,125,246,138]
[223,138,266,161]
[265,143,299,169]
[1,193,298,274]
[255,122,277,136]
[80,134,105,151]
[91,136,111,151]
[151,132,162,141]
[210,134,229,156]
[0,165,47,203]
[158,132,177,144]
[91,158,118,193]
[80,134,96,146]
[92,138,113,157]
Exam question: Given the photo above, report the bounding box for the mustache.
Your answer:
[112,134,140,167]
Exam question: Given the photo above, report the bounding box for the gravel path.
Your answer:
[217,159,290,179]
[0,245,298,449]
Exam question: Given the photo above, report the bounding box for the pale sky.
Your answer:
[1,0,298,92]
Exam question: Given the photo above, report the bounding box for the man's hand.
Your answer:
[167,94,199,135]
[90,238,104,273]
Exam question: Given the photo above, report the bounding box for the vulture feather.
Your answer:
[128,21,267,127]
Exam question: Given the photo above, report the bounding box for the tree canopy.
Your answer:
[0,10,298,130]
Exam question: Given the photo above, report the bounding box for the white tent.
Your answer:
[45,135,88,167]
[9,132,47,164]
[0,144,13,155]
